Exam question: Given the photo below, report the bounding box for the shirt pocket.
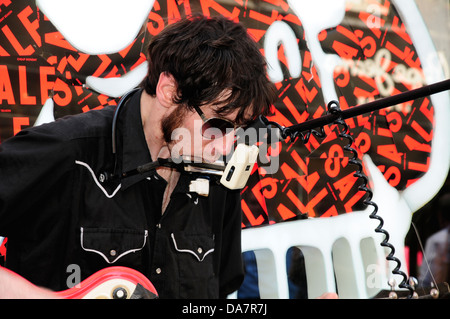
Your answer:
[170,232,215,262]
[170,232,218,298]
[80,227,148,264]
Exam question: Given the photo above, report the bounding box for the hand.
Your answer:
[316,292,339,299]
[0,266,60,299]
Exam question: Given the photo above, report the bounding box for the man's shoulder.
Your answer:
[33,105,116,141]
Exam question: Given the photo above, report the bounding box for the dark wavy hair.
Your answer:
[141,15,277,126]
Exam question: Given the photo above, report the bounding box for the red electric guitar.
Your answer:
[1,266,158,299]
[57,266,158,299]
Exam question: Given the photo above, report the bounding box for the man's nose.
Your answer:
[212,129,236,157]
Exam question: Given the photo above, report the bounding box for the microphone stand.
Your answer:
[261,78,450,140]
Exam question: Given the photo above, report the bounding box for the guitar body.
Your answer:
[55,266,158,299]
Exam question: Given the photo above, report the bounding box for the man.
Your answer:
[0,15,276,298]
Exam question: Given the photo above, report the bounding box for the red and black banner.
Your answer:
[0,0,435,261]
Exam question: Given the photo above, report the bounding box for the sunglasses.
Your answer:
[193,105,236,139]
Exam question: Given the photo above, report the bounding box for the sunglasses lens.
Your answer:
[202,118,235,139]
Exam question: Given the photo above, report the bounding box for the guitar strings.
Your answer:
[410,221,439,291]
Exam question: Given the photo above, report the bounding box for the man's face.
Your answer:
[162,104,241,163]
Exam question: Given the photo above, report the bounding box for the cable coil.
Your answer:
[326,100,415,298]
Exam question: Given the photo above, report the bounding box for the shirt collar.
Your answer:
[118,89,153,189]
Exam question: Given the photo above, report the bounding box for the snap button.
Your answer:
[112,287,128,299]
[197,247,203,254]
[110,249,117,257]
[155,268,161,274]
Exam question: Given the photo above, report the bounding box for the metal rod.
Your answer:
[284,78,450,135]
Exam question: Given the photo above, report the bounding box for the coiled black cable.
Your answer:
[327,100,415,298]
[260,112,326,144]
[261,101,416,297]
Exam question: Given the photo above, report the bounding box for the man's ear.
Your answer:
[156,72,177,108]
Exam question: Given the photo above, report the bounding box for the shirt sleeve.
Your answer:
[0,123,75,236]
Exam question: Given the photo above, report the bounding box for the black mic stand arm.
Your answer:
[262,79,450,140]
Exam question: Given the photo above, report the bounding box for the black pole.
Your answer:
[282,78,450,135]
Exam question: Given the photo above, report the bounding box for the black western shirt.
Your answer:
[0,89,244,298]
